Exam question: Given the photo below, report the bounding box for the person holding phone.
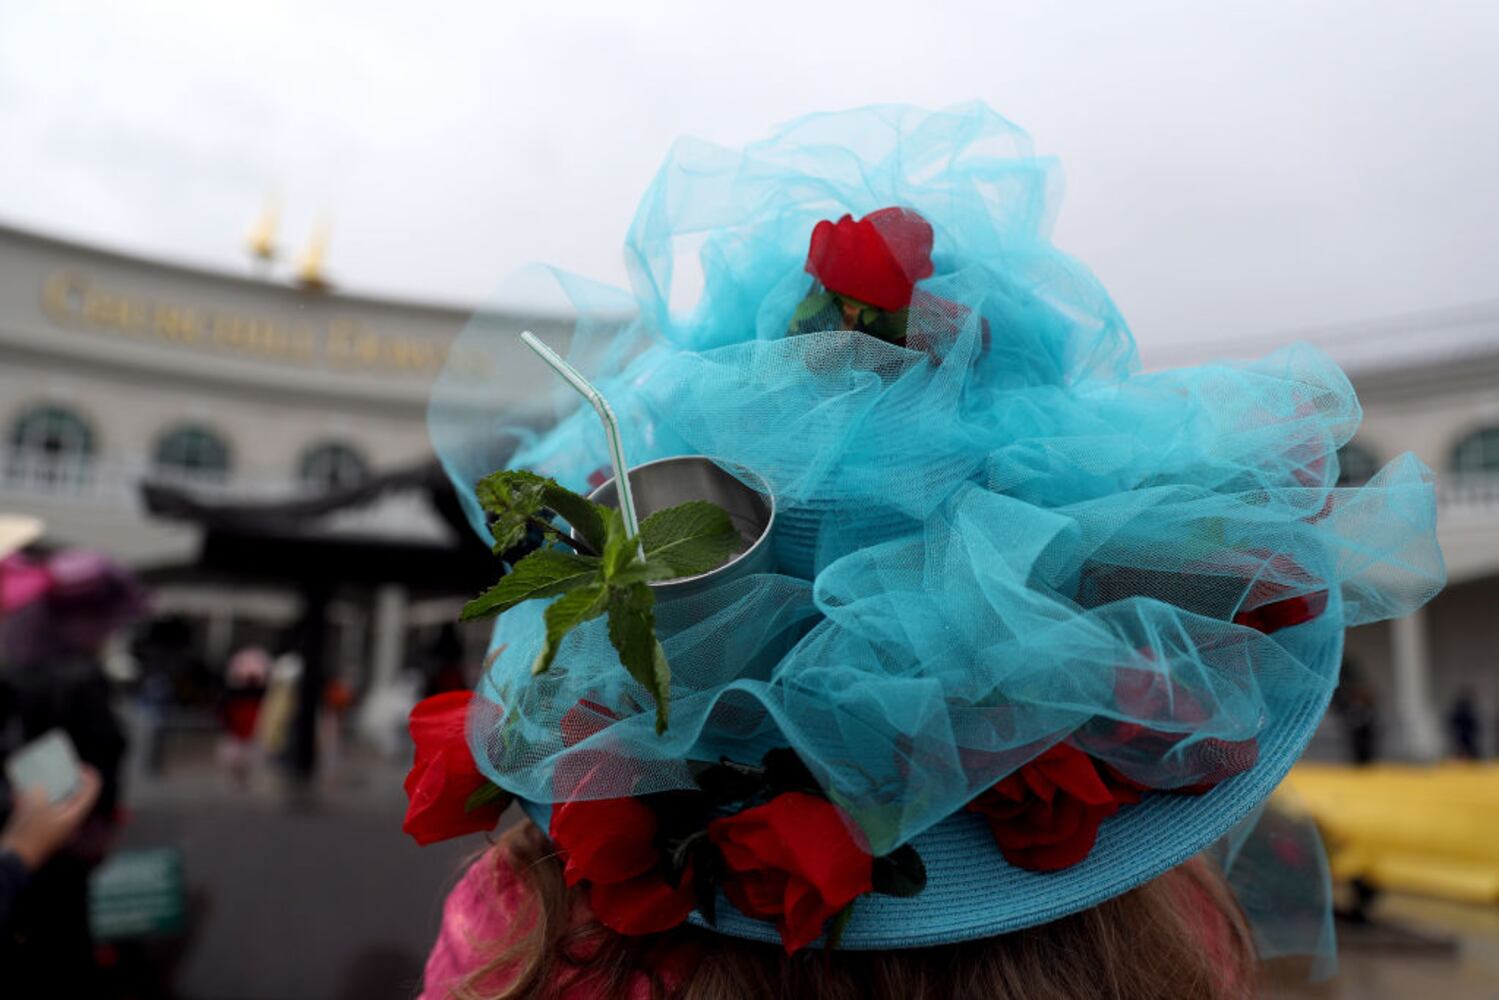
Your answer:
[0,546,141,994]
[0,764,102,926]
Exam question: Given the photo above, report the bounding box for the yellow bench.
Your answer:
[1279,763,1499,904]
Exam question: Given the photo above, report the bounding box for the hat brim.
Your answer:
[516,667,1330,949]
[697,676,1332,949]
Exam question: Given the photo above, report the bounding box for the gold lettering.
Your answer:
[288,325,316,362]
[41,271,88,324]
[39,272,451,377]
[152,304,203,344]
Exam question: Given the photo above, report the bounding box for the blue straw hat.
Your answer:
[435,103,1444,955]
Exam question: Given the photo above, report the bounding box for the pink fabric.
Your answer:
[0,554,49,613]
[420,849,664,1000]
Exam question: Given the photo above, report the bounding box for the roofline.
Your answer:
[0,216,518,319]
[1230,297,1499,353]
[1146,298,1499,375]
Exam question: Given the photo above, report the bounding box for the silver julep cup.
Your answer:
[584,456,776,600]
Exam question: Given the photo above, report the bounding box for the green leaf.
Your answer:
[465,782,512,814]
[609,559,685,587]
[460,548,600,621]
[607,584,671,734]
[826,900,856,950]
[639,500,740,579]
[790,290,836,326]
[599,506,638,581]
[475,470,548,553]
[533,584,609,675]
[476,470,608,554]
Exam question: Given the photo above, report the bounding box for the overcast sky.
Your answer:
[1,1,1495,357]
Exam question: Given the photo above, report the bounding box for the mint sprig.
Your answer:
[461,470,741,734]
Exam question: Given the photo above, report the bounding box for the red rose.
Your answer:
[560,698,617,747]
[965,742,1138,872]
[707,792,873,954]
[1086,665,1260,792]
[549,796,696,935]
[402,691,506,846]
[805,207,935,311]
[1230,551,1328,635]
[1233,590,1328,634]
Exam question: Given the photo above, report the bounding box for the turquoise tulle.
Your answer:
[429,104,1444,866]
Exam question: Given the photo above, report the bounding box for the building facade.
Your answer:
[1160,302,1499,761]
[2,223,1496,758]
[0,223,559,690]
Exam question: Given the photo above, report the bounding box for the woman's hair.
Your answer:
[454,819,1258,1000]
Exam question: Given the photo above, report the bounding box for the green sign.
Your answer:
[88,847,186,940]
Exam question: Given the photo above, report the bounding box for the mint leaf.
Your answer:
[533,584,609,675]
[476,470,608,554]
[461,548,600,621]
[463,464,743,738]
[600,506,638,581]
[639,500,740,578]
[609,560,684,587]
[476,470,549,553]
[607,584,671,734]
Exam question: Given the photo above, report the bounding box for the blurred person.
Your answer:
[218,645,270,787]
[0,765,102,927]
[253,647,301,765]
[1331,660,1379,765]
[318,672,357,784]
[0,517,47,618]
[1447,687,1481,760]
[129,616,202,777]
[0,548,142,993]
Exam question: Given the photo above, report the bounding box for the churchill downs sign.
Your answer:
[40,270,483,377]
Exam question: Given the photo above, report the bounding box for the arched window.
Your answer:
[1335,442,1380,487]
[154,424,232,482]
[298,441,370,492]
[1451,426,1499,476]
[5,404,96,490]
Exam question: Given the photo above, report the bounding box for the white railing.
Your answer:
[1437,474,1499,518]
[1,452,135,507]
[0,449,451,542]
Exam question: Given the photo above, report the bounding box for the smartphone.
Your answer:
[6,729,84,804]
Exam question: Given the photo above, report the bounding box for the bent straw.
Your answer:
[519,331,644,554]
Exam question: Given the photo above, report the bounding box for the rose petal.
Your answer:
[588,871,697,936]
[550,797,660,887]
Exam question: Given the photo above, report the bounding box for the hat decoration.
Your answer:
[414,104,1445,956]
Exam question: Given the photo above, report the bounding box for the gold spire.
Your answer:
[295,216,333,292]
[246,195,281,263]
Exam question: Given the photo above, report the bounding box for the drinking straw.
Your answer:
[519,331,643,553]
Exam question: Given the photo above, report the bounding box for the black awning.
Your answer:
[138,460,497,593]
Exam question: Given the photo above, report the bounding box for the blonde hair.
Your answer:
[454,820,1257,1000]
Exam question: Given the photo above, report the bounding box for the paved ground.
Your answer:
[116,750,486,1000]
[1273,894,1499,999]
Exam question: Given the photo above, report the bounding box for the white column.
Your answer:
[1391,607,1442,761]
[205,605,234,665]
[368,583,409,698]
